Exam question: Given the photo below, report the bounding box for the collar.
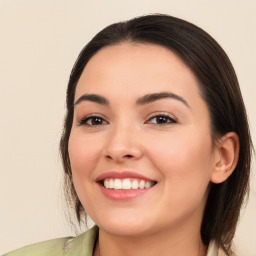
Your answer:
[65,226,219,256]
[206,240,219,256]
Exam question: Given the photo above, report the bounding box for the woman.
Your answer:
[4,14,252,256]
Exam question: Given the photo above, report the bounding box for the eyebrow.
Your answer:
[74,94,110,106]
[136,92,190,108]
[74,91,190,108]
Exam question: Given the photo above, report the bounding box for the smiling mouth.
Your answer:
[100,178,157,190]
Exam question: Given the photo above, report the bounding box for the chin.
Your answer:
[94,214,154,237]
[100,223,151,237]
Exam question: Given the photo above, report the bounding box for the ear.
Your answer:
[211,132,239,184]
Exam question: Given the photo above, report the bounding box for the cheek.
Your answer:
[68,131,101,173]
[149,130,213,169]
[68,131,104,201]
[68,131,103,212]
[148,131,213,200]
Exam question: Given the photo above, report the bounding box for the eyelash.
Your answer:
[146,114,177,125]
[78,113,177,127]
[78,115,108,126]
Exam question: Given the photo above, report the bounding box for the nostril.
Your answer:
[106,154,133,161]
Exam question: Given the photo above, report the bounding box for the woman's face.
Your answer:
[68,43,219,237]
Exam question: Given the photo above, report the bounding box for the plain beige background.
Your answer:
[1,0,255,255]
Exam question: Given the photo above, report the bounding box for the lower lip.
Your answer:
[98,184,154,201]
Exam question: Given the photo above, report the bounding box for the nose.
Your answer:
[103,123,143,163]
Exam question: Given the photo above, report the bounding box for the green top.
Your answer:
[3,226,98,256]
[3,226,218,256]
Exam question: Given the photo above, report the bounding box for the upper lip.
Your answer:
[96,171,156,182]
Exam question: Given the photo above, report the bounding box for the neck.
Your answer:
[94,222,207,256]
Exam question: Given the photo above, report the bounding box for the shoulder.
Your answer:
[2,237,71,256]
[3,226,99,256]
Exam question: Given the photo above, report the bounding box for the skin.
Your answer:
[68,42,238,256]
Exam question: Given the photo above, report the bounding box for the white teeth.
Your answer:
[145,181,151,188]
[109,179,114,189]
[114,179,122,189]
[122,179,132,190]
[131,180,139,189]
[104,179,109,188]
[139,180,145,189]
[103,178,155,190]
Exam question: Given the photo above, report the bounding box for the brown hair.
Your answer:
[60,14,253,255]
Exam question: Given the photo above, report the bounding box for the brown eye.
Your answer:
[147,115,176,125]
[79,116,108,126]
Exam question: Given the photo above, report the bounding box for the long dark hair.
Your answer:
[60,14,253,255]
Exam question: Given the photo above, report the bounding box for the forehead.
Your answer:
[75,42,201,103]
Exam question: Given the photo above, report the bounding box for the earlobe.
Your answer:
[211,132,239,184]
